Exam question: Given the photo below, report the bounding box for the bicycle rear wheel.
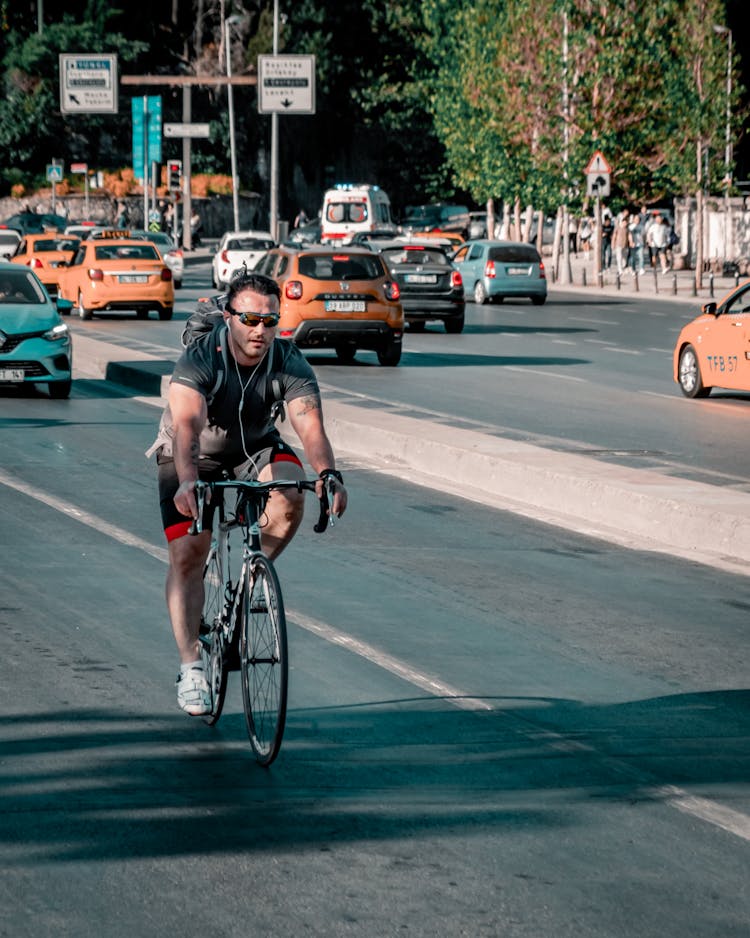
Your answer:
[199,542,229,726]
[240,555,288,766]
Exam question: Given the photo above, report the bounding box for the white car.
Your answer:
[212,230,275,289]
[0,228,21,260]
[128,230,185,288]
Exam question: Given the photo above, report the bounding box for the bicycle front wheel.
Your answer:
[240,555,288,766]
[199,542,228,726]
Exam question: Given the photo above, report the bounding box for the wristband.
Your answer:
[319,468,343,485]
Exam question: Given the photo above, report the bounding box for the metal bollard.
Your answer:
[709,273,714,298]
[736,272,740,288]
[692,280,697,296]
[582,268,587,287]
[616,271,621,290]
[672,274,677,295]
[653,268,659,295]
[634,269,639,292]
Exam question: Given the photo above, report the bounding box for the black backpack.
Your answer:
[181,294,286,421]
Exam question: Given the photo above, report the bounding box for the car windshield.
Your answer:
[0,270,47,304]
[382,247,449,266]
[29,239,62,252]
[489,245,540,263]
[298,253,383,280]
[227,238,274,251]
[94,244,160,261]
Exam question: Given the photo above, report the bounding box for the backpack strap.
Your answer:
[266,339,286,422]
[206,323,229,406]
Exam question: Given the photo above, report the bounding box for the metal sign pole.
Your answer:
[142,97,149,229]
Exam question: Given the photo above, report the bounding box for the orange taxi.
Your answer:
[674,280,750,397]
[57,233,174,321]
[11,233,81,298]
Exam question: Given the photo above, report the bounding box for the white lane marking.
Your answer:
[640,391,680,401]
[569,316,619,325]
[3,467,749,843]
[584,338,609,344]
[290,612,493,712]
[603,347,641,355]
[503,366,586,382]
[552,339,577,345]
[647,348,672,354]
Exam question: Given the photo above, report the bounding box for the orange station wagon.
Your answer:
[674,280,750,398]
[57,235,174,321]
[11,233,81,298]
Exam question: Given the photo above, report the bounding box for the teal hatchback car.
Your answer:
[0,263,73,398]
[452,240,547,306]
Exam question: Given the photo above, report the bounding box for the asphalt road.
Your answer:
[0,281,749,936]
[1,391,749,937]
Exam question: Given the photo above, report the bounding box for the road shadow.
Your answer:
[1,688,746,862]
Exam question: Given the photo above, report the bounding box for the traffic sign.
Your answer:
[584,150,612,175]
[70,162,88,174]
[46,164,64,183]
[586,173,611,197]
[131,96,162,181]
[257,55,316,114]
[59,54,118,114]
[164,123,210,138]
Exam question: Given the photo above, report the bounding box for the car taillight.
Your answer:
[385,280,400,301]
[161,267,172,281]
[539,261,546,280]
[168,250,183,259]
[88,268,103,281]
[27,257,43,269]
[450,270,463,288]
[286,280,303,300]
[220,249,230,262]
[484,260,496,279]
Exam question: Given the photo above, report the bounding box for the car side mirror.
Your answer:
[701,301,718,316]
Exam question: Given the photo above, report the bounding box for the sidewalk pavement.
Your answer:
[549,252,744,307]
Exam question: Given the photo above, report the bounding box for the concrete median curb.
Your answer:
[72,333,750,575]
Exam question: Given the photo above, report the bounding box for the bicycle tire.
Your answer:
[240,555,288,766]
[199,543,229,726]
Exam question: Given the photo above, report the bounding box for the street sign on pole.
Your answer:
[586,173,611,197]
[257,55,316,114]
[59,54,118,114]
[584,150,612,175]
[46,164,64,183]
[164,123,210,138]
[131,96,162,182]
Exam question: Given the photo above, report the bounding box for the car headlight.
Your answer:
[43,323,70,342]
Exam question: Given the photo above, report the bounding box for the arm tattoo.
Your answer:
[292,394,321,418]
[189,433,201,467]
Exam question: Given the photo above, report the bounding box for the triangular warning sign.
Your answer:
[584,150,612,174]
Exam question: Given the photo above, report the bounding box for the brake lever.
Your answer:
[313,478,336,533]
[188,480,207,536]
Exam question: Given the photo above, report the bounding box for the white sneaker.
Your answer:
[176,664,211,715]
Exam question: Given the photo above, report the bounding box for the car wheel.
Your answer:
[444,312,465,334]
[678,344,710,398]
[409,321,426,333]
[158,306,174,322]
[48,378,72,400]
[136,308,149,320]
[377,339,402,367]
[174,279,182,290]
[77,292,92,320]
[335,344,357,364]
[474,281,488,305]
[531,295,546,306]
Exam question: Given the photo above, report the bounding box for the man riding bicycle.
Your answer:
[148,271,348,715]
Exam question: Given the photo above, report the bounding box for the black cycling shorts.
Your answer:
[158,437,302,542]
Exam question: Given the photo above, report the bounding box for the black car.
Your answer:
[377,241,465,333]
[0,211,69,235]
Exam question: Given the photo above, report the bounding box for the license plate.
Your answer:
[0,369,24,382]
[119,274,148,284]
[507,266,530,275]
[325,300,366,312]
[405,273,437,284]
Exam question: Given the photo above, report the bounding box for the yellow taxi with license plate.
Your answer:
[674,281,750,398]
[11,233,81,299]
[57,233,174,321]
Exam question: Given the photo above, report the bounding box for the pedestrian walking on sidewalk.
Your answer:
[628,214,645,275]
[612,216,630,276]
[651,216,671,274]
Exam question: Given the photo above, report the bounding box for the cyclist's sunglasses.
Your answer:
[226,305,280,328]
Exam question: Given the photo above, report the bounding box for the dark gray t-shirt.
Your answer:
[148,329,319,461]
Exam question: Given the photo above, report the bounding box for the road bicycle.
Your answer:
[191,475,333,766]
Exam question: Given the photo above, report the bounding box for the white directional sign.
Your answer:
[257,55,316,114]
[164,123,211,138]
[59,54,118,114]
[586,173,611,197]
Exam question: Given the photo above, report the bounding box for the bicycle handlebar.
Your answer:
[188,476,335,537]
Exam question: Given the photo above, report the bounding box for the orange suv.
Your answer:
[256,245,403,365]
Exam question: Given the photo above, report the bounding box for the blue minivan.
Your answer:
[452,240,547,306]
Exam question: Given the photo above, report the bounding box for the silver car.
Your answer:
[212,230,275,288]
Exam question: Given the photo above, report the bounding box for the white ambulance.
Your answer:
[320,184,397,245]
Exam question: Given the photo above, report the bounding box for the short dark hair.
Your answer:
[227,269,280,302]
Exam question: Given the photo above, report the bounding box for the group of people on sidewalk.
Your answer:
[577,208,679,278]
